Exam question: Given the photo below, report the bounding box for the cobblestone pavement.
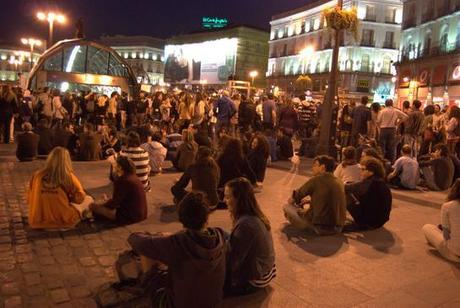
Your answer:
[0,145,459,307]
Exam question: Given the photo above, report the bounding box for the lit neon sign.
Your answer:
[202,17,228,29]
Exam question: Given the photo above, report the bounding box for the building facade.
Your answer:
[99,35,165,87]
[164,26,269,87]
[0,44,42,85]
[395,0,460,106]
[268,0,402,103]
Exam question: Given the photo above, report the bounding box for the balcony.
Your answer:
[385,17,397,24]
[399,43,460,63]
[363,14,377,22]
[360,40,375,47]
[382,41,396,49]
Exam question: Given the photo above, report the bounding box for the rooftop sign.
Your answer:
[202,17,228,29]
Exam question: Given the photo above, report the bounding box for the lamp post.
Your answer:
[36,11,66,47]
[317,0,343,156]
[21,38,42,70]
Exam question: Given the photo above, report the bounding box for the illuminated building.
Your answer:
[268,0,402,103]
[99,35,165,87]
[164,26,269,87]
[0,44,42,84]
[28,39,138,96]
[395,0,460,106]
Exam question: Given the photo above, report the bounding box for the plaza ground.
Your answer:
[0,144,459,307]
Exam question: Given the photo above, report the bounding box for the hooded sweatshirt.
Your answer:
[128,228,227,308]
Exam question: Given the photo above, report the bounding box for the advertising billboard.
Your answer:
[164,38,238,84]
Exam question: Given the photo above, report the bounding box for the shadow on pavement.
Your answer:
[346,227,403,256]
[280,224,348,257]
[158,203,179,223]
[221,285,273,308]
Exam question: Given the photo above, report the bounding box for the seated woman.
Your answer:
[141,131,167,174]
[101,127,121,159]
[16,122,40,161]
[90,156,147,225]
[247,134,270,185]
[127,192,226,308]
[172,129,198,172]
[217,138,256,190]
[224,177,276,296]
[27,147,93,229]
[334,146,361,184]
[344,157,392,231]
[78,123,102,161]
[34,118,54,156]
[120,131,150,192]
[422,179,460,263]
[171,146,220,208]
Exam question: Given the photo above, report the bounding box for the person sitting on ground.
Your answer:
[334,146,361,184]
[419,144,454,191]
[127,192,227,308]
[171,146,220,208]
[141,131,167,174]
[283,155,346,235]
[387,144,420,190]
[422,178,460,263]
[276,128,294,161]
[53,122,78,156]
[247,134,270,185]
[120,131,150,191]
[344,157,392,231]
[224,177,276,296]
[192,125,212,148]
[16,122,40,161]
[34,118,54,156]
[90,156,147,225]
[361,147,390,176]
[78,122,102,161]
[217,138,257,191]
[101,127,121,159]
[172,129,198,172]
[27,147,93,229]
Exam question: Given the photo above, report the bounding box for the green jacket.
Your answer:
[293,173,346,227]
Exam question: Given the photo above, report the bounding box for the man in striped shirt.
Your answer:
[120,131,151,192]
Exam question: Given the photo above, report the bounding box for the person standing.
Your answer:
[350,96,371,146]
[262,94,277,130]
[403,100,425,158]
[107,91,118,127]
[377,99,408,162]
[0,85,18,143]
[214,90,236,132]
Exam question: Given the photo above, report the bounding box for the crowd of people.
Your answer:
[2,82,460,306]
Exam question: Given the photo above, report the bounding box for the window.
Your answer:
[386,8,396,23]
[361,29,374,46]
[456,23,460,49]
[365,5,376,21]
[63,45,86,73]
[108,53,128,77]
[361,54,370,72]
[440,32,449,53]
[382,56,392,74]
[384,32,394,48]
[43,51,63,71]
[87,46,109,75]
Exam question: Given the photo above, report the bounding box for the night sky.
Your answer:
[0,0,313,46]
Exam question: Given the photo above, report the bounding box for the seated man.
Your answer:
[419,144,454,191]
[127,192,226,308]
[54,122,78,156]
[16,122,40,161]
[78,123,102,161]
[276,128,293,161]
[283,155,346,235]
[141,131,167,174]
[34,118,54,156]
[387,144,420,190]
[90,156,147,225]
[171,146,220,208]
[345,157,392,230]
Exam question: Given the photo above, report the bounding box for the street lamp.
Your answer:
[249,70,258,85]
[36,11,66,47]
[21,38,42,70]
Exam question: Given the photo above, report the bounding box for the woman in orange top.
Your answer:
[27,147,91,229]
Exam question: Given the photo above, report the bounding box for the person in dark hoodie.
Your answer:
[247,134,270,184]
[127,191,227,308]
[171,146,220,208]
[173,129,198,171]
[16,122,40,161]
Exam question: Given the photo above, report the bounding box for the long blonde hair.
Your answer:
[41,147,74,189]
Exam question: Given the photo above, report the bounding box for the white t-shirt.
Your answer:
[334,163,361,184]
[442,200,460,256]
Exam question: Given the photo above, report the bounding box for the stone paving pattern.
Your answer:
[0,144,459,307]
